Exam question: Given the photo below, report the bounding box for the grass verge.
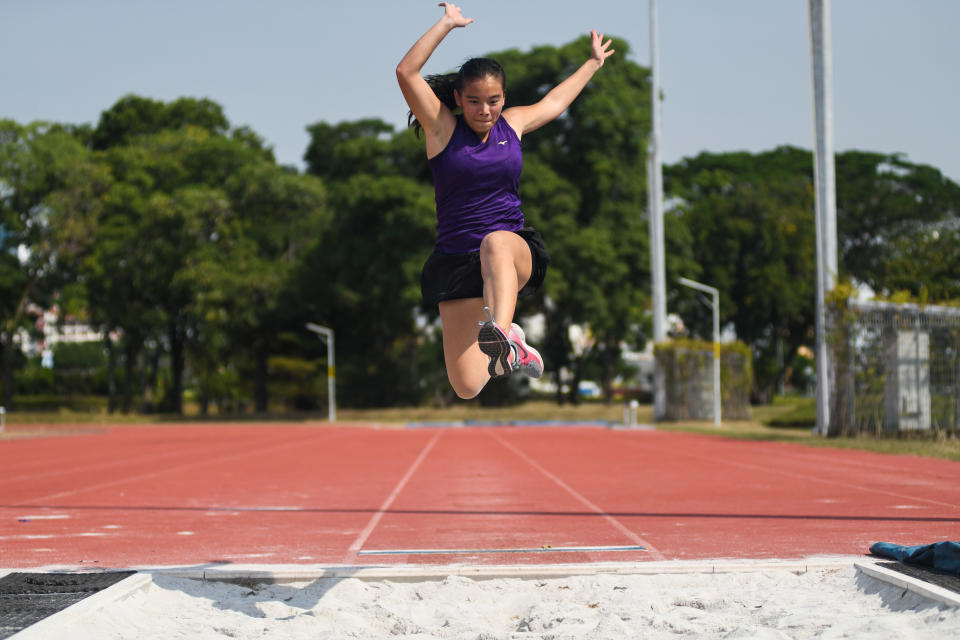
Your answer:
[2,396,958,462]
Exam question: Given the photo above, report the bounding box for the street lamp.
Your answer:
[678,278,721,427]
[306,323,335,422]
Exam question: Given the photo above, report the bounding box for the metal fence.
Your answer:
[830,299,960,436]
[655,342,752,422]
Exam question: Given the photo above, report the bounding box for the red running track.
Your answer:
[1,424,958,569]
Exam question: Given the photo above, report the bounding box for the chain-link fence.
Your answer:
[830,299,960,436]
[655,341,752,422]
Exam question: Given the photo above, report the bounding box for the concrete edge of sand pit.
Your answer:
[10,557,960,638]
[854,560,960,609]
[7,573,153,640]
[0,557,864,585]
[135,556,861,583]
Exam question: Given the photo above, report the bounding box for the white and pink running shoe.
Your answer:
[478,309,544,379]
[506,322,543,379]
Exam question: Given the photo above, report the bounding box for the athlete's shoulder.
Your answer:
[498,112,523,142]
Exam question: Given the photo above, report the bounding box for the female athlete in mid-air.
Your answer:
[397,2,614,399]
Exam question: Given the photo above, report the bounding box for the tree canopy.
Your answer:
[666,146,960,399]
[2,34,959,414]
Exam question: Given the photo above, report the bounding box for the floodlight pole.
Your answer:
[808,0,838,435]
[306,323,336,422]
[679,278,721,426]
[648,0,668,420]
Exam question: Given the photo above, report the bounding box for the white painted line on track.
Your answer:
[0,533,117,541]
[487,430,666,561]
[345,430,443,562]
[359,545,646,555]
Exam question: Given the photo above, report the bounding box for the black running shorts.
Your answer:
[420,227,551,305]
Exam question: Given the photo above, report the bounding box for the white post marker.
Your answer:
[306,323,335,423]
[678,278,721,427]
[624,400,639,427]
[0,406,5,433]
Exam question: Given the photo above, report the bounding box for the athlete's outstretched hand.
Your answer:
[589,29,615,66]
[439,2,473,28]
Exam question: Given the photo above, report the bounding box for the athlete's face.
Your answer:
[454,75,505,141]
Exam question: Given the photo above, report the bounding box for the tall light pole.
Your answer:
[648,0,668,420]
[679,278,721,427]
[808,0,838,435]
[306,323,335,423]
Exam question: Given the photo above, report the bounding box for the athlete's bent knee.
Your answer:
[455,387,480,400]
[479,230,513,258]
[450,377,483,400]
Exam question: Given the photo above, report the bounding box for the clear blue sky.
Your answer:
[3,0,958,183]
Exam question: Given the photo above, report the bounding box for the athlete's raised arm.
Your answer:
[396,3,472,156]
[503,29,614,138]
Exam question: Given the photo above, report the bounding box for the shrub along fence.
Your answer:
[654,339,753,421]
[829,296,960,437]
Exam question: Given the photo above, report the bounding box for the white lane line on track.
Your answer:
[345,430,443,561]
[487,430,666,561]
[359,545,647,555]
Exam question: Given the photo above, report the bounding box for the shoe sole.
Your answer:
[478,323,511,378]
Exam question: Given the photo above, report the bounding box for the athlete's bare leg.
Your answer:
[438,298,490,399]
[479,230,532,329]
[439,231,533,397]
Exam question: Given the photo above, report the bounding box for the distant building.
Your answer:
[15,305,105,367]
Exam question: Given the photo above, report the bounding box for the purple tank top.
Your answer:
[429,115,524,254]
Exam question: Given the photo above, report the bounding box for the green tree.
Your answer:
[0,121,110,407]
[295,174,435,407]
[835,152,960,300]
[666,147,960,400]
[83,96,325,414]
[91,95,230,150]
[187,160,327,413]
[304,118,425,182]
[666,147,816,401]
[86,130,221,413]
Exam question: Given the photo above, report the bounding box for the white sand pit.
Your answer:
[64,566,960,639]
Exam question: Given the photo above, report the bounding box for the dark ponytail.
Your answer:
[407,57,507,138]
[408,73,458,138]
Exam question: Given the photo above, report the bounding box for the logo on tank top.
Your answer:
[497,140,508,145]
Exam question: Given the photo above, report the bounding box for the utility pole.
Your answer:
[809,0,838,435]
[648,0,668,420]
